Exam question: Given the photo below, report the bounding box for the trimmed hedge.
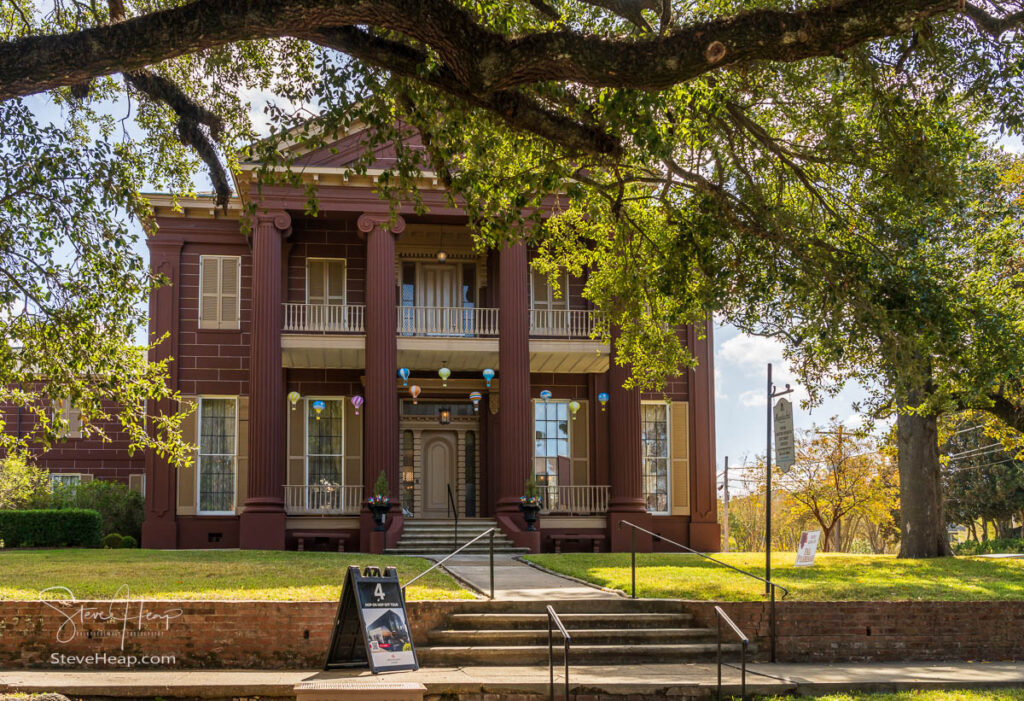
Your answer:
[0,509,102,548]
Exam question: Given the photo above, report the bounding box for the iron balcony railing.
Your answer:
[283,484,363,515]
[539,485,610,515]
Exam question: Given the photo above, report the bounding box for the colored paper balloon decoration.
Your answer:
[568,400,581,419]
[350,395,364,415]
[597,392,610,412]
[409,385,422,404]
[539,389,553,402]
[287,391,301,410]
[469,391,482,412]
[482,368,495,388]
[398,367,410,386]
[438,366,451,387]
[312,399,326,420]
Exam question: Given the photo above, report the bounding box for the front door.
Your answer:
[417,265,461,335]
[421,431,457,518]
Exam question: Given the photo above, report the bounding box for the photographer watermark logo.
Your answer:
[39,584,183,654]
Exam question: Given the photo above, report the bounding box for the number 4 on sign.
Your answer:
[374,583,385,601]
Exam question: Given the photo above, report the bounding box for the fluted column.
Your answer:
[240,210,290,550]
[497,241,531,512]
[360,213,404,498]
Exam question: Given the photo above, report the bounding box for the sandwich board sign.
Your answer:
[324,565,419,673]
[773,397,796,472]
[795,530,821,567]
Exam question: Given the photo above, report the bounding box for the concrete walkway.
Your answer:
[4,662,1024,698]
[438,553,619,600]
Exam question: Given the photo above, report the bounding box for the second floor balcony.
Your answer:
[282,303,600,339]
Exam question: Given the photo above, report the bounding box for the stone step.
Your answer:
[416,642,749,666]
[384,548,529,556]
[446,599,687,614]
[445,612,693,630]
[427,627,715,645]
[393,538,517,548]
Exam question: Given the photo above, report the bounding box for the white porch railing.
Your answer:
[529,309,599,338]
[283,303,365,333]
[540,485,610,515]
[397,306,499,337]
[284,484,363,515]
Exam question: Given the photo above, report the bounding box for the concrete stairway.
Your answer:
[384,518,529,555]
[418,599,751,665]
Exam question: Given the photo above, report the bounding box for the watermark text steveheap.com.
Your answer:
[49,652,177,667]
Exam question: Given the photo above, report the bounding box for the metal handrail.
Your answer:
[715,605,748,701]
[401,527,497,600]
[546,605,572,701]
[447,484,458,550]
[618,519,787,662]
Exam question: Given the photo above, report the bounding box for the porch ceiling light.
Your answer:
[438,406,451,425]
[436,250,448,263]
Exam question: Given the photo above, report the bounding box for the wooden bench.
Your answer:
[293,531,346,552]
[550,533,607,554]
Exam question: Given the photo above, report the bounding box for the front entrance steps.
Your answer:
[417,598,751,666]
[384,518,529,555]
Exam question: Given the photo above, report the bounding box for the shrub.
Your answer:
[0,509,102,548]
[0,455,52,509]
[954,537,1024,556]
[103,533,124,549]
[120,535,138,548]
[51,479,143,541]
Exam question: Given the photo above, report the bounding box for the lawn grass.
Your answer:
[525,552,1024,601]
[761,692,1024,701]
[0,549,473,601]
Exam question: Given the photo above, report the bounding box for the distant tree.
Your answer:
[775,418,899,552]
[0,454,51,509]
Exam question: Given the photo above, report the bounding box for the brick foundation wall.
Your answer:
[686,600,1024,662]
[1,598,1023,670]
[0,599,460,670]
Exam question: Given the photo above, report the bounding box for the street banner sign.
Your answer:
[795,530,821,567]
[324,565,419,673]
[773,397,796,472]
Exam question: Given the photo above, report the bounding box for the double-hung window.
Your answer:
[530,269,569,334]
[197,397,237,514]
[306,398,345,511]
[641,402,670,514]
[534,400,570,502]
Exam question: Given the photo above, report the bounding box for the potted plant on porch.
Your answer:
[367,471,391,531]
[519,477,542,531]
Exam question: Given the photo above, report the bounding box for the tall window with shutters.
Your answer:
[199,255,241,330]
[306,259,346,306]
[51,398,82,439]
[641,402,671,514]
[197,397,237,514]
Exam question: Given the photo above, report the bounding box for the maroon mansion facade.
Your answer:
[27,131,720,553]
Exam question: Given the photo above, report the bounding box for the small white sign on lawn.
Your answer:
[795,530,821,567]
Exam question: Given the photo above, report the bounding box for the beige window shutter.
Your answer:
[128,473,144,494]
[307,260,326,305]
[570,400,589,485]
[671,402,690,515]
[344,399,363,487]
[79,473,94,483]
[199,256,221,329]
[176,397,198,514]
[327,260,346,305]
[219,256,240,327]
[67,401,82,439]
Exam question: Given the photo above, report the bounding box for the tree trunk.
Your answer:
[897,409,953,558]
[982,519,989,542]
[968,520,977,542]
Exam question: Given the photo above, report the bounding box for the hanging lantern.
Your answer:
[409,385,421,405]
[398,367,411,386]
[469,391,482,412]
[438,366,451,387]
[568,400,581,419]
[312,399,326,420]
[539,389,553,402]
[350,395,364,416]
[287,391,301,411]
[597,392,610,412]
[482,368,495,388]
[438,406,451,425]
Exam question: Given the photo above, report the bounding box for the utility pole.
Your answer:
[766,363,793,595]
[722,456,731,552]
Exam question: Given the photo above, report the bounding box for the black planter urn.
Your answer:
[519,502,541,531]
[369,502,390,531]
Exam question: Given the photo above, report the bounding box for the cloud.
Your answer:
[738,390,763,408]
[714,367,728,400]
[719,334,785,372]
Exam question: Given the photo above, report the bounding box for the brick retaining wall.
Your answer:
[0,599,1021,669]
